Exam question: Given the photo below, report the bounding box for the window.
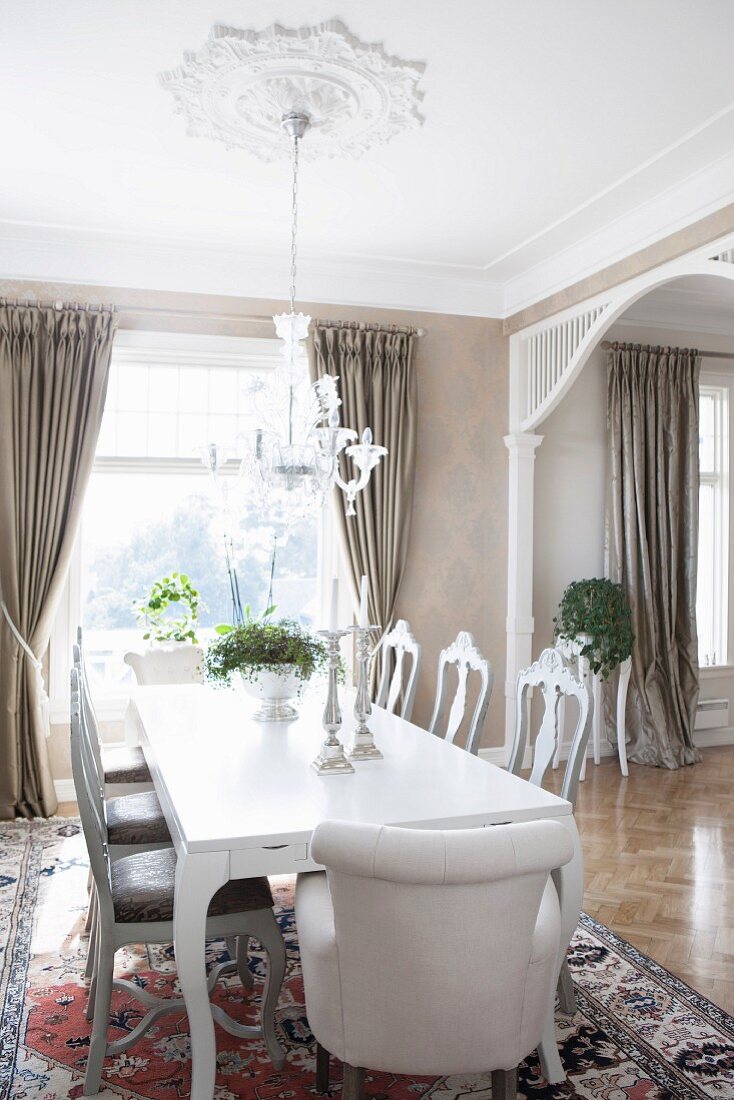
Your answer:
[697,382,729,667]
[51,331,346,719]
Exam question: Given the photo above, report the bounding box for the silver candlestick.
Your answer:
[348,625,383,761]
[311,629,355,775]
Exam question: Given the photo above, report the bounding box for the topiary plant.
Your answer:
[554,578,634,680]
[204,609,328,688]
[134,572,201,644]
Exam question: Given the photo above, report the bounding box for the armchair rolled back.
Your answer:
[309,817,572,1074]
[124,645,204,685]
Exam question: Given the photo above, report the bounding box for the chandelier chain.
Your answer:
[289,134,300,314]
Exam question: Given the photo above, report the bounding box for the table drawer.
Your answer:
[231,842,309,877]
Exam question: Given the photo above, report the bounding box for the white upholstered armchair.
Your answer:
[123,644,204,685]
[296,818,573,1099]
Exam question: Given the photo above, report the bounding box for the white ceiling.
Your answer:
[3,0,734,316]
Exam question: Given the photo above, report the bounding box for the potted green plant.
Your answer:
[204,608,328,722]
[554,578,634,680]
[133,572,201,645]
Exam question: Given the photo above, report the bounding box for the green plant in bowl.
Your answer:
[204,608,328,721]
[554,578,634,680]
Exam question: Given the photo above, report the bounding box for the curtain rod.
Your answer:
[0,297,115,313]
[601,340,734,361]
[120,308,426,336]
[1,300,426,336]
[312,319,425,337]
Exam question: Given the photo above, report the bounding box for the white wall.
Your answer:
[532,344,607,653]
[532,315,734,751]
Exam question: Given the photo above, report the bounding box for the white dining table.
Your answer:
[133,682,583,1099]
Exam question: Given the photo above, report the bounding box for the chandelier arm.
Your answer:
[332,465,372,499]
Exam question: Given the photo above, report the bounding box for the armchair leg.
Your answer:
[491,1067,518,1100]
[342,1063,365,1100]
[557,959,577,1014]
[315,1042,330,1094]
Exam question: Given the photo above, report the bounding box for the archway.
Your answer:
[504,246,734,754]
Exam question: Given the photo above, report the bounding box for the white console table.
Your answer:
[554,640,632,777]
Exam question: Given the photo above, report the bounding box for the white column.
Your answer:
[504,432,543,761]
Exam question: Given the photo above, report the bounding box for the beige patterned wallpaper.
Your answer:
[0,280,509,778]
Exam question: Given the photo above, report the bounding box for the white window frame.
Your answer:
[49,330,352,724]
[698,376,730,669]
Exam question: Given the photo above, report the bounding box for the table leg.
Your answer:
[537,814,583,1084]
[174,848,229,1100]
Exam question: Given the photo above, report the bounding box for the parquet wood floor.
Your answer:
[543,745,734,1015]
[57,746,734,1014]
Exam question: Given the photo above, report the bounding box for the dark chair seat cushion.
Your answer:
[111,847,274,924]
[102,745,152,785]
[106,790,171,846]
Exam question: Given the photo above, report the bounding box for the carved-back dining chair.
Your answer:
[428,631,493,755]
[507,646,593,1014]
[375,619,422,721]
[76,639,252,999]
[70,667,287,1095]
[74,640,178,989]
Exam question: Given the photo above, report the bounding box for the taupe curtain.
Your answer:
[607,342,701,769]
[310,322,417,659]
[0,302,117,817]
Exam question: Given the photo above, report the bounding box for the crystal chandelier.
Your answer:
[240,111,387,521]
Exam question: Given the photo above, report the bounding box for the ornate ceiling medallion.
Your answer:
[159,20,425,161]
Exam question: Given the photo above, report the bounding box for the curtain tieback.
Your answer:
[0,600,41,670]
[0,600,51,736]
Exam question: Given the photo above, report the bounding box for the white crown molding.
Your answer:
[501,147,734,316]
[0,221,504,318]
[1,148,733,320]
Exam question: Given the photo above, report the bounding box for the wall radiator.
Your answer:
[695,697,729,731]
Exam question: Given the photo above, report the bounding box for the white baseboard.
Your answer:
[480,726,734,775]
[694,726,734,749]
[54,778,76,803]
[478,747,507,766]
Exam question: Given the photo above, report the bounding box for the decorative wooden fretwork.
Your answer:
[524,303,609,424]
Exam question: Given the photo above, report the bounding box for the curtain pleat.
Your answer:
[607,342,701,769]
[0,302,117,817]
[310,323,417,674]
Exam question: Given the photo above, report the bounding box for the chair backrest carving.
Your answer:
[428,631,493,756]
[375,619,422,721]
[507,647,592,806]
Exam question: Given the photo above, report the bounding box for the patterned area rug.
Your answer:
[2,819,734,1099]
